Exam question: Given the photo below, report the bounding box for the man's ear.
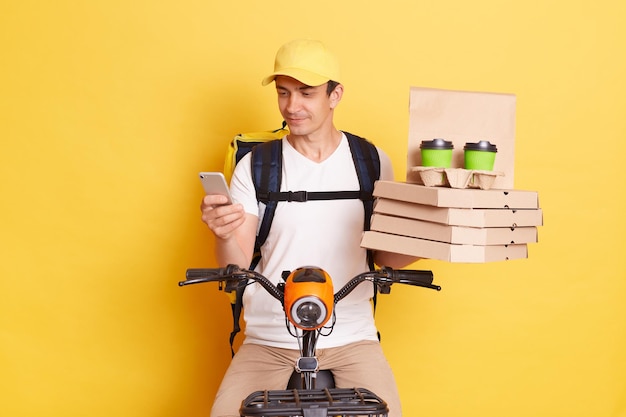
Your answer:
[329,84,344,109]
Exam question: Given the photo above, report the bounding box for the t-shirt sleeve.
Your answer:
[376,146,395,181]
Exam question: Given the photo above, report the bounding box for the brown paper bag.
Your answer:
[406,87,517,190]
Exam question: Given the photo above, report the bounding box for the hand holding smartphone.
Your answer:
[199,172,232,204]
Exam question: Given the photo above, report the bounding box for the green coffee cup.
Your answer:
[420,138,454,167]
[464,141,497,170]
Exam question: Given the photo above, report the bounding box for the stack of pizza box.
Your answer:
[361,181,542,263]
[360,86,542,263]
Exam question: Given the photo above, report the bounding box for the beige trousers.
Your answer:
[210,340,402,417]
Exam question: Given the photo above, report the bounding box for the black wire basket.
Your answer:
[240,387,389,417]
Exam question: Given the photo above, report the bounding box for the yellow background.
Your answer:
[1,1,625,416]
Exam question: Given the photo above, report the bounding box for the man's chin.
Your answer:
[285,125,308,136]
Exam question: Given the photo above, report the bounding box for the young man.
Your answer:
[201,39,417,417]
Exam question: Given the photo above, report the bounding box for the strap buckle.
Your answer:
[287,191,308,202]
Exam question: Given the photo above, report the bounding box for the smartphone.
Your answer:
[199,172,232,204]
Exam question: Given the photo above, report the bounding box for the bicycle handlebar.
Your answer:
[333,267,439,303]
[180,265,285,302]
[180,265,440,303]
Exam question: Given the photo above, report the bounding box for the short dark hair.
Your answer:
[326,80,340,96]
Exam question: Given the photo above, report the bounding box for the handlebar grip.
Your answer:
[382,267,441,291]
[180,265,245,287]
[185,268,229,279]
[389,269,434,284]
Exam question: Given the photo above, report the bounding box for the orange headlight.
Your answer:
[283,267,334,330]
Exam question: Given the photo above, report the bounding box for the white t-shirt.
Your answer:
[230,133,394,349]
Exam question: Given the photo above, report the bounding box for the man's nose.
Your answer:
[286,95,300,112]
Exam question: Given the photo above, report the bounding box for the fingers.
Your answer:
[200,195,245,239]
[201,204,243,228]
[201,194,231,209]
[210,213,247,240]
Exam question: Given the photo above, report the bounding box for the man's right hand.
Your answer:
[200,194,246,240]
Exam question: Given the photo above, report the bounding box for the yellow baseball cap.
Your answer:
[261,39,341,87]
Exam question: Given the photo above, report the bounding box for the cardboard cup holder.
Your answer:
[411,166,504,190]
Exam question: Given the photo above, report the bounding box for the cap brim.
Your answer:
[261,68,331,87]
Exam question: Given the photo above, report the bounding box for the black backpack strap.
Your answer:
[226,139,283,357]
[257,190,367,202]
[343,132,382,340]
[343,131,380,269]
[251,139,283,255]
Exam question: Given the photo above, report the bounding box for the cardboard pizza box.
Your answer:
[361,231,528,263]
[374,181,539,209]
[371,213,538,245]
[373,198,543,228]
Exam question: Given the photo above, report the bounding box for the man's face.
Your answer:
[274,76,341,137]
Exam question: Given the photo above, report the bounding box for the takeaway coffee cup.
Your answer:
[464,141,498,170]
[420,138,454,167]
